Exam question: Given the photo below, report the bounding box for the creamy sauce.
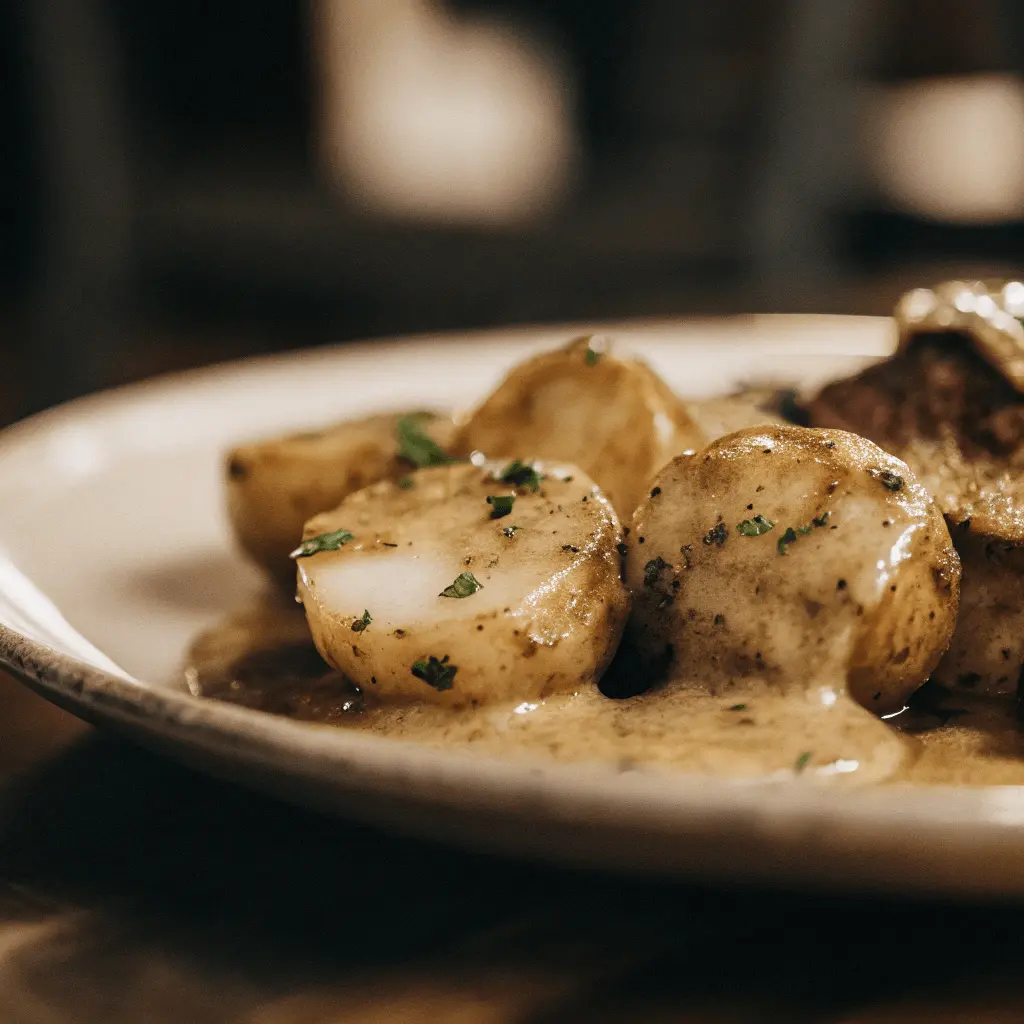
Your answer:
[190,392,1024,787]
[185,593,1024,788]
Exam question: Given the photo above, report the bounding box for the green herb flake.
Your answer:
[290,528,354,559]
[397,476,415,490]
[411,655,457,691]
[396,415,456,468]
[439,571,484,599]
[487,494,515,519]
[795,751,812,773]
[351,609,372,633]
[497,459,543,492]
[643,556,670,587]
[585,347,602,366]
[728,703,747,712]
[812,511,830,527]
[736,514,775,537]
[870,468,904,492]
[502,525,521,538]
[776,526,798,555]
[703,522,728,547]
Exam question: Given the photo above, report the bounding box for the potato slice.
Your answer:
[296,459,628,707]
[626,425,960,716]
[453,336,705,519]
[226,412,455,586]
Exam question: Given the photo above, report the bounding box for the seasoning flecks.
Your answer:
[703,522,728,547]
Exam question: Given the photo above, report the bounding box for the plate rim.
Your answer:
[0,312,892,453]
[8,616,1024,898]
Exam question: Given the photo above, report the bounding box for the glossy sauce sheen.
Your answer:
[191,394,1024,786]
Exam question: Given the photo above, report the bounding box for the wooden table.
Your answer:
[1,671,1023,1023]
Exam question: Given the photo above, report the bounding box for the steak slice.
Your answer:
[808,281,1024,699]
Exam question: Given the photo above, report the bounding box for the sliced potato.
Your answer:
[296,459,629,707]
[226,412,455,586]
[626,425,960,716]
[453,336,705,519]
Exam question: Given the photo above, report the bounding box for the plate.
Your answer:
[5,314,1024,898]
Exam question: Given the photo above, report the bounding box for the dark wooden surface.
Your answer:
[2,672,1024,1021]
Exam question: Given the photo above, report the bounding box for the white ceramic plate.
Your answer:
[6,315,1024,898]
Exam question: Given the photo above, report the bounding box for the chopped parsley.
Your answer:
[397,476,415,490]
[643,556,670,587]
[439,571,483,599]
[795,751,812,773]
[585,347,602,366]
[869,468,904,492]
[736,514,775,536]
[351,609,372,632]
[777,510,832,554]
[396,415,456,468]
[411,655,457,691]
[776,526,798,555]
[703,522,728,547]
[728,703,747,711]
[502,525,521,537]
[487,494,515,519]
[290,528,354,559]
[497,459,543,492]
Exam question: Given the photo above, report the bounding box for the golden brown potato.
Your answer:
[930,516,1024,698]
[453,336,705,519]
[626,425,961,716]
[296,459,629,707]
[226,412,455,587]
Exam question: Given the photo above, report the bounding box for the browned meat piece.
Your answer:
[807,281,1024,700]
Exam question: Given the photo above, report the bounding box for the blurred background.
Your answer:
[3,0,1024,420]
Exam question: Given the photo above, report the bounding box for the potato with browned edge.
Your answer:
[226,412,455,587]
[454,336,705,520]
[296,458,629,707]
[626,425,961,717]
